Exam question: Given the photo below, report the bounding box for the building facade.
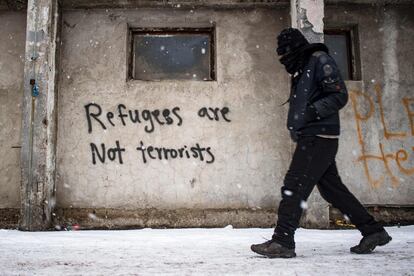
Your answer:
[0,0,413,230]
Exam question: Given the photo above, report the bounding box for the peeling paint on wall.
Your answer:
[298,0,324,34]
[291,0,324,42]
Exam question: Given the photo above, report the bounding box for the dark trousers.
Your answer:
[273,136,384,249]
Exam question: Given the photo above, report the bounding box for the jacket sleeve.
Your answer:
[310,54,348,118]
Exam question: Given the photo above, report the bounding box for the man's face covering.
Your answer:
[276,28,310,74]
[276,28,309,57]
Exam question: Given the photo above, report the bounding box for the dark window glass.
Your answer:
[324,30,352,80]
[131,29,214,81]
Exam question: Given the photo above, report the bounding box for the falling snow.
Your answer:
[300,200,308,209]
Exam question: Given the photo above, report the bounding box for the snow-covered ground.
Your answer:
[0,226,413,275]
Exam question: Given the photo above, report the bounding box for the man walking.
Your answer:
[251,28,392,258]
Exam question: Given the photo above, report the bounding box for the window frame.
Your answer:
[324,26,361,81]
[127,27,216,82]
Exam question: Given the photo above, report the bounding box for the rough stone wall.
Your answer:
[0,11,26,209]
[56,8,291,215]
[326,5,414,205]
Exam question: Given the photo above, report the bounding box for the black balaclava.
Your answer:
[277,28,328,75]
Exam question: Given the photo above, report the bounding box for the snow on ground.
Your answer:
[0,226,413,275]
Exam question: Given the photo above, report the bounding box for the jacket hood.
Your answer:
[279,42,329,75]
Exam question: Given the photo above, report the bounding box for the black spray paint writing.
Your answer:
[197,107,231,122]
[89,140,215,165]
[85,103,183,134]
[86,103,230,165]
[90,140,126,164]
[136,141,215,164]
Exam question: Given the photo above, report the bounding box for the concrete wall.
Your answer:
[55,8,291,222]
[1,3,413,229]
[326,5,414,205]
[0,11,26,209]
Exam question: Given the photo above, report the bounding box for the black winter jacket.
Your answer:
[287,51,348,141]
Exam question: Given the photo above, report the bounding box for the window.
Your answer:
[324,28,360,80]
[129,28,215,81]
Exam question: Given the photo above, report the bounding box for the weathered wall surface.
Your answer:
[1,3,413,229]
[56,8,291,218]
[0,12,26,209]
[326,5,414,205]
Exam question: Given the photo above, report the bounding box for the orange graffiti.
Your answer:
[395,148,414,175]
[350,86,414,188]
[402,98,414,136]
[349,91,384,188]
[375,84,407,139]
